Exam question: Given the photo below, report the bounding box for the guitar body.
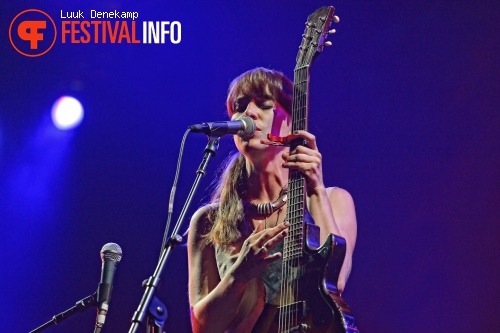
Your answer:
[252,223,358,333]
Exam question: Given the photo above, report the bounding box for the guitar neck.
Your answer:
[291,65,310,134]
[284,65,310,260]
[282,4,334,262]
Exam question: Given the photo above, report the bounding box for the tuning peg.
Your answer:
[324,41,333,47]
[333,15,340,23]
[328,29,336,34]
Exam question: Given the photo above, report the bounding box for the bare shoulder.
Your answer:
[188,204,220,306]
[326,186,357,247]
[188,204,217,244]
[327,187,355,208]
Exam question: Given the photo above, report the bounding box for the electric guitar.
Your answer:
[252,6,359,333]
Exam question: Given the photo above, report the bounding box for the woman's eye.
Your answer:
[260,104,274,110]
[234,105,246,113]
[234,100,249,113]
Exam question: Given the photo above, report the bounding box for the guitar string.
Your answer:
[285,66,306,332]
[291,66,302,332]
[280,67,298,333]
[281,67,294,333]
[296,66,305,330]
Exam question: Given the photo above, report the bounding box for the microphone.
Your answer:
[95,243,122,333]
[189,116,256,139]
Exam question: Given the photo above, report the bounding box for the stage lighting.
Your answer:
[51,96,84,130]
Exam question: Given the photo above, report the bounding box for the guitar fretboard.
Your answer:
[283,65,309,261]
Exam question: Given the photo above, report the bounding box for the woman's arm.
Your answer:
[188,206,289,333]
[188,206,245,333]
[281,130,358,293]
[308,186,357,293]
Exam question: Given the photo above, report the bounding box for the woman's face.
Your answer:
[230,89,291,160]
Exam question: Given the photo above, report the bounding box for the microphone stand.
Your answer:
[29,293,98,333]
[128,136,220,333]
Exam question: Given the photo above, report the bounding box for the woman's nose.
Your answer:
[243,102,259,118]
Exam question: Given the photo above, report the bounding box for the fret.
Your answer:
[294,65,310,72]
[283,244,300,253]
[285,229,302,238]
[287,223,302,231]
[283,252,302,261]
[283,237,302,245]
[283,248,302,258]
[292,79,308,86]
[283,247,302,255]
[287,235,301,243]
[292,106,306,113]
[284,228,302,236]
[289,239,302,245]
[283,244,301,251]
[283,247,301,256]
[291,117,307,125]
[284,238,300,245]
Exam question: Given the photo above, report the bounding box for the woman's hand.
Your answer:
[230,221,289,283]
[281,130,325,194]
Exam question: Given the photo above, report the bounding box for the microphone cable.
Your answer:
[160,128,191,252]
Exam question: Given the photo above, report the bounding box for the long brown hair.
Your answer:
[206,67,293,245]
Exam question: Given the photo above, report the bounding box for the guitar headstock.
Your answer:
[296,6,338,68]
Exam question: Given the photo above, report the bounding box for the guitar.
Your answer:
[252,6,359,333]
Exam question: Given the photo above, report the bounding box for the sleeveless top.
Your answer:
[213,187,337,332]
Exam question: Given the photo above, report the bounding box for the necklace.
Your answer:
[246,187,287,219]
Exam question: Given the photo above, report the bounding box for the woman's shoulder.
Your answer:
[189,203,218,240]
[192,203,218,220]
[325,186,355,211]
[326,186,353,200]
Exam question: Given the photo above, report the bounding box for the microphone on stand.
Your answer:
[29,243,123,333]
[189,116,256,139]
[95,243,122,333]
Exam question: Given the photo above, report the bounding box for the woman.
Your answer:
[187,68,357,333]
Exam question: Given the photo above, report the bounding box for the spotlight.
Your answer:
[51,96,84,130]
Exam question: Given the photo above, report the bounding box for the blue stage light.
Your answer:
[51,96,84,130]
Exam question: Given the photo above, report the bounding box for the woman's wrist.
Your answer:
[307,184,327,197]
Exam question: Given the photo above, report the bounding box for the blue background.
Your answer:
[1,0,498,332]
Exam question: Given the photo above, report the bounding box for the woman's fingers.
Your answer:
[249,222,289,252]
[292,130,318,150]
[263,251,283,263]
[252,220,265,234]
[256,222,289,252]
[283,151,321,166]
[266,227,288,250]
[261,224,289,263]
[280,131,324,193]
[235,223,289,282]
